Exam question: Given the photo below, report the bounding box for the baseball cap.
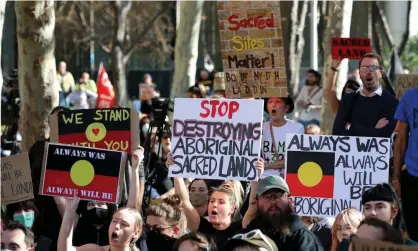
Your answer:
[224,229,278,251]
[257,175,290,196]
[213,72,226,91]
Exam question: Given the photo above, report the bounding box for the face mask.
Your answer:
[189,192,208,207]
[13,211,35,229]
[146,229,177,251]
[84,207,108,225]
[141,123,150,134]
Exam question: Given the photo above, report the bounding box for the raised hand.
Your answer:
[331,58,342,69]
[65,192,80,213]
[255,158,264,179]
[375,118,389,129]
[132,145,145,169]
[165,152,174,167]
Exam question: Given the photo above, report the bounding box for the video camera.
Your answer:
[150,97,174,125]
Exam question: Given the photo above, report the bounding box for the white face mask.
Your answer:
[141,123,150,134]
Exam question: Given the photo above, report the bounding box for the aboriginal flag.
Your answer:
[286,151,335,198]
[57,108,132,152]
[40,143,125,203]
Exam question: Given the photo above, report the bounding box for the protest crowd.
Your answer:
[1,2,418,251]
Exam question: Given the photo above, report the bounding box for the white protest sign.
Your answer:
[285,134,390,217]
[168,98,264,181]
[1,153,34,205]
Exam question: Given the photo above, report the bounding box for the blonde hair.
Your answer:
[331,208,364,251]
[210,186,237,218]
[147,195,187,236]
[114,207,143,251]
[221,181,244,220]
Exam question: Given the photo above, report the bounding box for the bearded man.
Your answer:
[242,176,324,251]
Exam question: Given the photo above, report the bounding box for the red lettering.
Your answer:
[209,100,220,117]
[199,100,210,118]
[199,100,240,119]
[228,13,274,31]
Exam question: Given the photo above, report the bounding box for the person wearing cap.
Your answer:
[262,96,304,178]
[295,69,323,127]
[243,175,324,251]
[212,72,226,98]
[223,229,278,251]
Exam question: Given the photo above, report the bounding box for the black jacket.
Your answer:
[244,214,324,251]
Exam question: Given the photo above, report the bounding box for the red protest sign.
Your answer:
[331,37,372,60]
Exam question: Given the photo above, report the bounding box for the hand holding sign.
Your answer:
[255,159,264,180]
[165,152,174,168]
[132,145,145,169]
[64,191,80,213]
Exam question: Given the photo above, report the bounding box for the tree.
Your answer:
[15,1,59,151]
[319,0,353,135]
[0,0,6,91]
[170,0,204,98]
[288,0,309,97]
[54,1,175,106]
[401,35,418,72]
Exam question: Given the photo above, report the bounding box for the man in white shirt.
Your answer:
[262,95,304,178]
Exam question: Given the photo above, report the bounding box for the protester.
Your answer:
[354,218,404,244]
[361,183,418,245]
[332,53,398,137]
[167,154,264,248]
[187,85,205,98]
[196,69,213,94]
[173,232,217,251]
[331,208,363,251]
[145,195,187,250]
[1,222,35,251]
[324,59,361,116]
[393,86,418,242]
[188,179,210,217]
[295,69,323,126]
[243,176,324,251]
[56,61,75,107]
[67,80,98,110]
[220,180,245,220]
[75,72,97,93]
[262,96,304,178]
[223,229,279,251]
[72,201,117,246]
[301,217,332,251]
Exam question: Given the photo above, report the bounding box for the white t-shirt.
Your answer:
[295,85,323,122]
[68,90,98,110]
[261,120,304,178]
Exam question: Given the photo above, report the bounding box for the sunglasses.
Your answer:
[232,229,274,251]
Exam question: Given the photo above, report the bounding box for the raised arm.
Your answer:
[57,196,100,251]
[242,159,264,228]
[166,153,201,232]
[324,60,341,116]
[126,146,144,209]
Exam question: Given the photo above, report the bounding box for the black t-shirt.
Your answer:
[197,216,242,248]
[73,218,110,246]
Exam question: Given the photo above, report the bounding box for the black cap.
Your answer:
[263,94,295,114]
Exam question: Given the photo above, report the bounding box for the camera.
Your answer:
[150,97,174,124]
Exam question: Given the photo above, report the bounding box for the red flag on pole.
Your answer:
[96,63,115,108]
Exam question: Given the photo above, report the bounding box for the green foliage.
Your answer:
[401,35,418,73]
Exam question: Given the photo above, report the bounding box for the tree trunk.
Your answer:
[319,0,352,135]
[170,0,204,98]
[289,0,309,97]
[15,1,59,151]
[0,0,6,93]
[112,0,131,107]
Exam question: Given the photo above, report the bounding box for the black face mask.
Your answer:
[145,229,177,251]
[84,208,108,225]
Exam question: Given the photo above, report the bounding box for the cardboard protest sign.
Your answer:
[168,98,264,181]
[395,74,418,99]
[352,237,418,251]
[217,1,288,98]
[40,143,126,203]
[331,37,372,60]
[50,108,139,153]
[1,153,34,205]
[285,134,390,217]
